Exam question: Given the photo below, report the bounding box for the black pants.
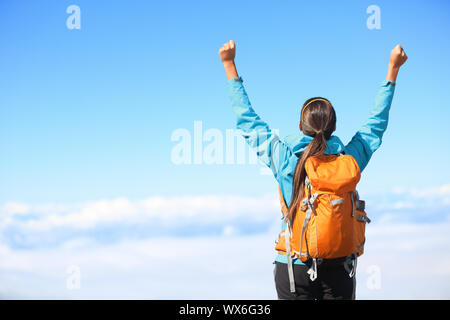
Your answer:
[273,261,356,300]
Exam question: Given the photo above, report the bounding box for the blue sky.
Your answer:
[1,0,450,299]
[1,0,450,203]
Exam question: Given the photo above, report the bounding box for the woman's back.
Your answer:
[219,40,408,299]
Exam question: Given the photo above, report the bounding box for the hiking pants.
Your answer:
[273,261,356,300]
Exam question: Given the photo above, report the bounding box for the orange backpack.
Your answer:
[275,154,371,291]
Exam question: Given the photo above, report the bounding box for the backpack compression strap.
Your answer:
[280,180,320,283]
[278,185,296,293]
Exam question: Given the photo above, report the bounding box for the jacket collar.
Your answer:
[283,134,345,157]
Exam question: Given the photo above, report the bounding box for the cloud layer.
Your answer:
[1,185,450,299]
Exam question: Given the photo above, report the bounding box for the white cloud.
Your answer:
[391,183,450,200]
[222,225,238,236]
[0,219,450,299]
[3,202,30,215]
[0,233,279,299]
[1,186,450,299]
[367,184,450,222]
[23,197,137,231]
[1,194,279,234]
[392,201,415,210]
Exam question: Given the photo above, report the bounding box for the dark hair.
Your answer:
[285,97,337,225]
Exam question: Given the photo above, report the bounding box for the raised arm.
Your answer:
[219,40,291,180]
[345,44,408,172]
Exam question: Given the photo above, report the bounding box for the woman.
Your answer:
[218,40,408,300]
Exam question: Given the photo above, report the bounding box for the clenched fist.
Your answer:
[219,40,236,63]
[389,44,408,68]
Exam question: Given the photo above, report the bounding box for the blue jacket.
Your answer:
[227,76,396,264]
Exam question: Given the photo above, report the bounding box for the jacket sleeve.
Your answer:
[227,76,292,181]
[344,80,396,172]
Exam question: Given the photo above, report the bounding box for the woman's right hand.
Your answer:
[219,40,238,80]
[219,40,236,64]
[389,44,408,69]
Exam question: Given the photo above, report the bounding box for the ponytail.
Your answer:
[285,131,327,226]
[285,96,336,226]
